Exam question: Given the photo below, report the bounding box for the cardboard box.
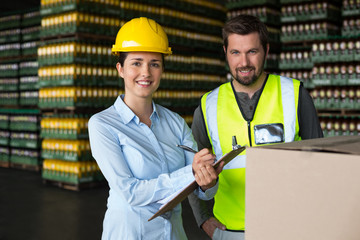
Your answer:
[245,135,360,240]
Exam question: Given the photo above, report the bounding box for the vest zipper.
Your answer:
[247,121,252,147]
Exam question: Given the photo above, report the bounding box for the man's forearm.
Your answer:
[187,192,213,227]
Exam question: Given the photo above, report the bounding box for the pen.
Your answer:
[178,144,218,164]
[176,144,197,154]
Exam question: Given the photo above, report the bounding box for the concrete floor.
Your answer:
[0,167,210,240]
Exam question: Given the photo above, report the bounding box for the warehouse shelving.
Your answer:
[0,108,41,170]
[279,0,342,88]
[0,9,42,171]
[37,0,121,189]
[308,0,360,137]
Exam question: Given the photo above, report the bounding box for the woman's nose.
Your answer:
[141,65,151,77]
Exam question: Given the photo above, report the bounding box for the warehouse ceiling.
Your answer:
[0,0,40,13]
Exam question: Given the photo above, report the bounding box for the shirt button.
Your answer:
[249,106,253,110]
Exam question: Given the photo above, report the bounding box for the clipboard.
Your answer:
[148,146,246,221]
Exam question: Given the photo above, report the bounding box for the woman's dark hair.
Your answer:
[118,52,165,69]
[118,52,129,67]
[222,14,269,53]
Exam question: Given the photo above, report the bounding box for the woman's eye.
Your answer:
[151,63,160,68]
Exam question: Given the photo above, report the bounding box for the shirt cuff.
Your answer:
[194,179,219,200]
[169,164,195,192]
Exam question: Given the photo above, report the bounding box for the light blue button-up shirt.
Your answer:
[88,95,217,240]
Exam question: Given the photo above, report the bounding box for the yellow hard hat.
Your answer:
[112,17,172,55]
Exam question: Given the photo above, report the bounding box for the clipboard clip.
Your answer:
[232,136,242,150]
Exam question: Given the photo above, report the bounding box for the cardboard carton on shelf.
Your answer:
[246,135,360,240]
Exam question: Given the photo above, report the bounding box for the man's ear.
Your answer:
[265,43,270,58]
[223,45,228,63]
[116,62,124,78]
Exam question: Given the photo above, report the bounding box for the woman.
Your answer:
[88,17,223,239]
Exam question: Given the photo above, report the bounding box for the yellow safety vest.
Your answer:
[201,74,301,230]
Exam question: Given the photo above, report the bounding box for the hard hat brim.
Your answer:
[111,46,172,55]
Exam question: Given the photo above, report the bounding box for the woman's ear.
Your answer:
[116,62,124,78]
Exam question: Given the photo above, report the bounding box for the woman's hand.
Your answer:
[192,148,224,191]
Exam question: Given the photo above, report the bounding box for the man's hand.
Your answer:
[192,149,224,191]
[201,217,226,238]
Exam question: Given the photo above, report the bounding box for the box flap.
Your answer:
[257,135,360,155]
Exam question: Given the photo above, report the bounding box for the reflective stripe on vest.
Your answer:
[281,75,296,142]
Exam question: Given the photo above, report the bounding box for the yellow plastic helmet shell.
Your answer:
[112,17,172,55]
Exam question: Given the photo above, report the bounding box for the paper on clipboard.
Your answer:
[148,146,246,221]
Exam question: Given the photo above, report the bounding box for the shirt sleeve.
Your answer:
[88,115,196,207]
[191,106,212,150]
[180,116,218,201]
[187,105,214,227]
[298,85,324,139]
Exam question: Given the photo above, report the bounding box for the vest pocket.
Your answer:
[254,123,284,145]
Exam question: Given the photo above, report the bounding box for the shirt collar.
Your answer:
[151,103,160,123]
[114,95,160,125]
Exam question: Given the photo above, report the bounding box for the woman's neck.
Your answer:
[123,95,153,127]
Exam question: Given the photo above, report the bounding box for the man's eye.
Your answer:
[132,62,141,66]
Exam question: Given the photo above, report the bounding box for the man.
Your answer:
[188,14,323,240]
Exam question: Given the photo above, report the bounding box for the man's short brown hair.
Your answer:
[222,14,269,53]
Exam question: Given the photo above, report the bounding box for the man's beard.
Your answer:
[229,56,266,86]
[232,67,259,86]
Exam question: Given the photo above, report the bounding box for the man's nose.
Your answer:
[238,54,249,67]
